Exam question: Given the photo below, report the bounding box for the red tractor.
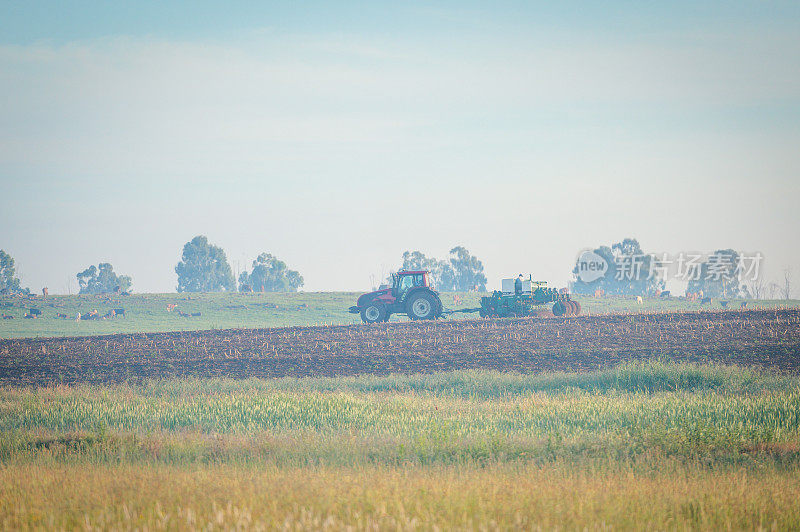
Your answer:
[349,270,443,323]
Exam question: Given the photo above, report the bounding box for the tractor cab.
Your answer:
[392,270,430,299]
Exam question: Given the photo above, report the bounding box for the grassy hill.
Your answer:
[1,291,797,339]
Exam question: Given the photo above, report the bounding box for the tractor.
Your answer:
[349,270,443,323]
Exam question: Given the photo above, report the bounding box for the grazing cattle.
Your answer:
[741,301,749,309]
[42,287,48,297]
[191,312,201,317]
[701,297,712,304]
[113,308,125,317]
[29,308,42,316]
[82,310,100,320]
[660,291,671,298]
[636,296,643,305]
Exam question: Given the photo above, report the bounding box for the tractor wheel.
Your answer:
[571,301,582,315]
[360,303,387,324]
[406,292,437,320]
[552,301,566,316]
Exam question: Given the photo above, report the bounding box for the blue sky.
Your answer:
[2,2,799,293]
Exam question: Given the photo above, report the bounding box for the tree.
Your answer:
[238,253,304,292]
[572,238,665,296]
[175,236,235,292]
[749,277,767,300]
[0,249,28,294]
[77,263,132,294]
[686,249,744,298]
[397,247,487,291]
[400,251,451,290]
[446,246,487,291]
[780,268,792,300]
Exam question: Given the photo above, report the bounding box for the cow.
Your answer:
[636,296,643,305]
[42,287,49,297]
[660,291,671,298]
[191,312,201,317]
[29,308,42,316]
[701,297,712,304]
[113,308,125,318]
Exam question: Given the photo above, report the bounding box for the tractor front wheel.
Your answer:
[360,303,387,324]
[407,292,438,320]
[552,301,566,316]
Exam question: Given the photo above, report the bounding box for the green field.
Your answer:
[1,363,799,529]
[2,291,797,339]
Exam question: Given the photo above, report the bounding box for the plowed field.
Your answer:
[1,309,798,385]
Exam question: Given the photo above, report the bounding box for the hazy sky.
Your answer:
[2,1,799,294]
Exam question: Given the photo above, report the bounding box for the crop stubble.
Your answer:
[1,309,798,385]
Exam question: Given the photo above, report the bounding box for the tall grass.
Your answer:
[2,362,800,528]
[1,362,798,467]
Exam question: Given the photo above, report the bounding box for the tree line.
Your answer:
[3,238,789,297]
[571,238,790,299]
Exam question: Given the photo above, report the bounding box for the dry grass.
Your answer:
[2,363,799,529]
[1,462,799,530]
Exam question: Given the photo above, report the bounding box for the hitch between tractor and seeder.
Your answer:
[350,271,580,323]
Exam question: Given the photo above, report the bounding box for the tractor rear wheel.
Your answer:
[360,303,387,324]
[407,292,437,320]
[552,301,566,316]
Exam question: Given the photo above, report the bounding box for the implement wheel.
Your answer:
[571,301,582,315]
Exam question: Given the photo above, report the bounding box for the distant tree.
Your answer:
[397,247,486,291]
[572,238,665,296]
[686,249,744,298]
[175,236,235,292]
[780,268,792,300]
[77,263,132,294]
[0,249,28,294]
[749,277,767,299]
[400,251,451,290]
[446,246,487,291]
[238,253,304,292]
